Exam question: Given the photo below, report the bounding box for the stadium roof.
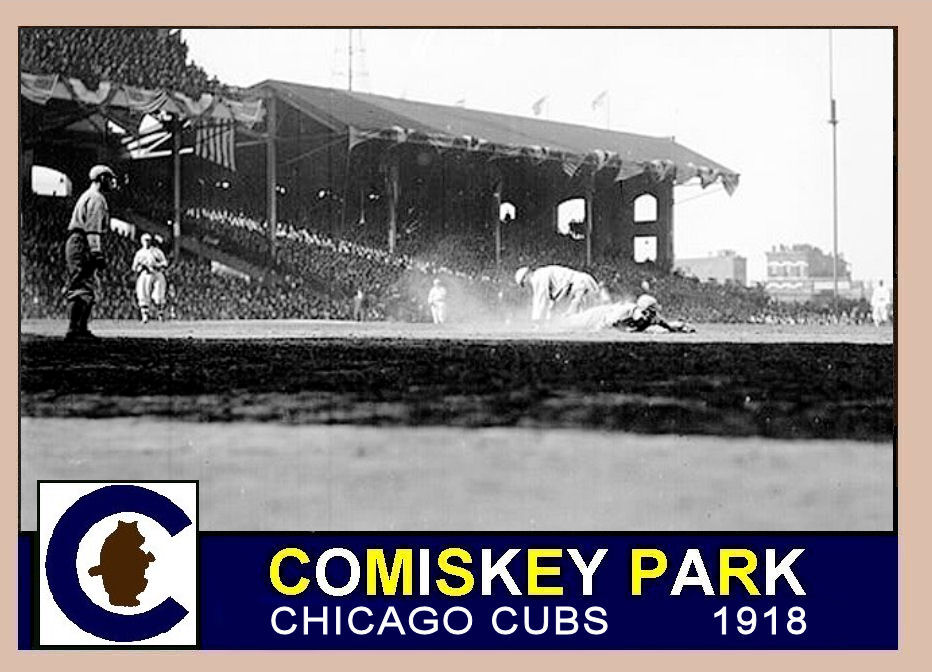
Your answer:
[252,79,739,193]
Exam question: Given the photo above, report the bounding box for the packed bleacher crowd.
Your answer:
[173,205,876,325]
[22,185,877,326]
[20,28,232,98]
[20,195,350,321]
[19,27,873,326]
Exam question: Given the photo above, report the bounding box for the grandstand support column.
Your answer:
[383,153,399,254]
[661,175,675,272]
[490,165,503,267]
[266,92,278,261]
[584,172,595,267]
[171,115,182,258]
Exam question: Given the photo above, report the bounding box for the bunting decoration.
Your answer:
[589,149,613,172]
[648,159,676,182]
[675,162,700,185]
[21,73,58,105]
[123,86,171,115]
[721,173,740,196]
[521,145,549,164]
[614,162,647,182]
[561,155,582,178]
[697,165,719,188]
[21,71,265,127]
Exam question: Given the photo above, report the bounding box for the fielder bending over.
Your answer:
[514,264,601,322]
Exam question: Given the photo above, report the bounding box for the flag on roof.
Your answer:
[532,95,548,116]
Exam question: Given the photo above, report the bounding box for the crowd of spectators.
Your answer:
[186,208,273,267]
[190,208,480,321]
[20,196,349,321]
[20,28,232,98]
[20,28,877,326]
[22,189,873,326]
[143,204,875,325]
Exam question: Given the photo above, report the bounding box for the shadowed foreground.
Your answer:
[22,329,893,440]
[19,321,894,531]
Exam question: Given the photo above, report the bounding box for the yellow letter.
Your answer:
[436,548,474,597]
[366,549,414,596]
[632,549,667,595]
[527,548,563,596]
[719,549,761,596]
[270,547,310,596]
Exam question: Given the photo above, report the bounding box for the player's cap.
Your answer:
[636,294,658,311]
[433,278,442,285]
[89,165,115,182]
[514,266,530,286]
[140,233,152,243]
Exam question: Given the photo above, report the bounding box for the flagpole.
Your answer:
[828,29,839,308]
[348,29,353,92]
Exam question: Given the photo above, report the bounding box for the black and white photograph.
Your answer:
[19,27,894,532]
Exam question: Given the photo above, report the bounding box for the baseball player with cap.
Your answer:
[559,294,696,333]
[132,232,169,322]
[63,164,117,340]
[870,279,891,327]
[427,277,448,324]
[514,264,601,322]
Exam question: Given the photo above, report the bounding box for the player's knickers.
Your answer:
[151,272,167,304]
[136,272,154,307]
[64,230,96,303]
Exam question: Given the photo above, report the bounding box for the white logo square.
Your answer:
[38,481,198,647]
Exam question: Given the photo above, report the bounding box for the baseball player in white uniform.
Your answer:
[132,232,169,322]
[558,294,696,333]
[514,264,601,322]
[427,278,448,324]
[870,279,891,326]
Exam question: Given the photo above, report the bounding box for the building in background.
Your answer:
[765,244,865,303]
[676,250,747,286]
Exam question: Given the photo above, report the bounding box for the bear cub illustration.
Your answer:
[88,520,156,607]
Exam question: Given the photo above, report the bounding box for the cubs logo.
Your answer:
[38,481,198,647]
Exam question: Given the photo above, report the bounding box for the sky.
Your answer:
[183,28,893,284]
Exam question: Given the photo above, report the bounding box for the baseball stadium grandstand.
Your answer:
[19,28,893,535]
[20,27,871,325]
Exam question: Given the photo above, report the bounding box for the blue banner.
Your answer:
[20,533,897,650]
